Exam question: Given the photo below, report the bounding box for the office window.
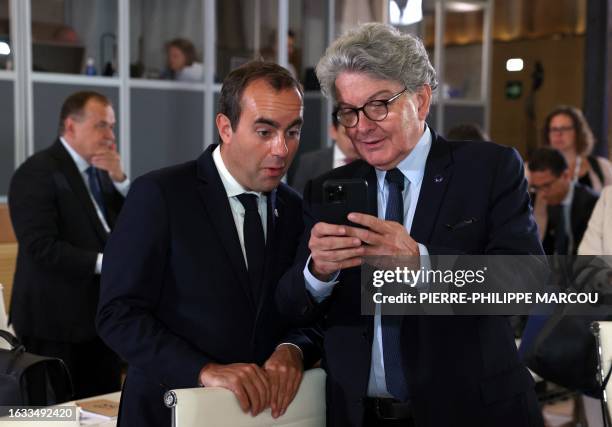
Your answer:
[216,0,278,81]
[0,0,10,71]
[31,0,118,76]
[130,0,204,82]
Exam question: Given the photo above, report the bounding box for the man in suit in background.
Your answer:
[9,91,128,398]
[290,115,358,194]
[528,147,599,255]
[276,23,544,427]
[97,61,320,427]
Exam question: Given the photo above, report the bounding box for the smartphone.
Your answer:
[316,179,369,227]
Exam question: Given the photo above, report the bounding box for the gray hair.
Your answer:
[316,23,438,99]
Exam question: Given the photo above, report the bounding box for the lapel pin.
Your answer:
[434,175,444,183]
[274,208,279,218]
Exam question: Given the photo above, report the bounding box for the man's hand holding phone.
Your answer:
[308,222,365,281]
[309,213,421,281]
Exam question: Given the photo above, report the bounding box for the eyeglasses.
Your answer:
[333,88,408,128]
[529,175,562,192]
[548,126,574,134]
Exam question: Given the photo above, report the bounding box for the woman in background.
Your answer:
[163,38,203,82]
[541,105,612,191]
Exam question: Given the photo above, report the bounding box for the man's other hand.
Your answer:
[91,143,126,183]
[263,344,304,418]
[198,362,270,416]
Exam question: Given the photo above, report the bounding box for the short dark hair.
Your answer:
[59,91,111,135]
[528,147,568,177]
[218,60,303,134]
[541,105,595,156]
[167,38,197,66]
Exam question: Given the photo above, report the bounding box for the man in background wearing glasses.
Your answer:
[277,23,544,426]
[528,147,598,255]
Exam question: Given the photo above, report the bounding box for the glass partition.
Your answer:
[216,0,278,81]
[31,0,118,76]
[130,0,204,81]
[0,0,10,71]
[442,3,484,101]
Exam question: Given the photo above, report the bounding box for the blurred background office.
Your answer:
[1,0,612,424]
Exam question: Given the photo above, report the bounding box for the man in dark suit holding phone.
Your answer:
[277,23,544,427]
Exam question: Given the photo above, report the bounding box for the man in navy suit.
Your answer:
[276,24,544,426]
[97,61,320,427]
[9,91,127,399]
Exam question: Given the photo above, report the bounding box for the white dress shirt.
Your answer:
[332,144,348,169]
[59,137,130,274]
[212,146,267,266]
[212,146,302,358]
[304,126,433,397]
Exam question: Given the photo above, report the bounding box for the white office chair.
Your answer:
[592,321,612,426]
[164,368,326,427]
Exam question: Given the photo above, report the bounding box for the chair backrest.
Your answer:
[592,321,612,424]
[164,368,326,427]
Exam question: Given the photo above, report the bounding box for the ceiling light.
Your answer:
[446,2,483,13]
[506,58,524,72]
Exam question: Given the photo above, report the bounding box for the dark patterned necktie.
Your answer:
[382,168,410,401]
[86,166,107,220]
[237,194,265,302]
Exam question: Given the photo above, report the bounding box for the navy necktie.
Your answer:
[86,166,107,220]
[382,168,410,401]
[237,194,266,302]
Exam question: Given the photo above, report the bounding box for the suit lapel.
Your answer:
[195,146,255,312]
[98,171,120,228]
[411,131,453,244]
[50,140,109,243]
[326,146,334,171]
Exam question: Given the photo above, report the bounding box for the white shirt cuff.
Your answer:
[418,243,429,258]
[303,255,339,303]
[95,253,103,275]
[113,178,130,197]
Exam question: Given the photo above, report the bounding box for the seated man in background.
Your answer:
[528,147,599,255]
[290,115,358,195]
[97,61,320,427]
[9,90,129,398]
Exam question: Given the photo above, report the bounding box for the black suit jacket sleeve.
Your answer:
[9,157,99,277]
[275,181,333,326]
[97,177,210,389]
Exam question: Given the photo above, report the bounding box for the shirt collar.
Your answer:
[561,182,575,206]
[212,145,263,199]
[333,143,345,163]
[375,125,432,191]
[59,136,90,173]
